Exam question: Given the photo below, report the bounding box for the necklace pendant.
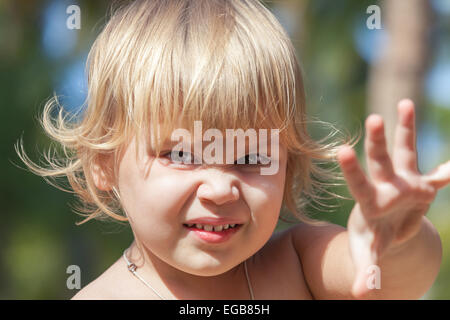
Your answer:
[128,263,137,273]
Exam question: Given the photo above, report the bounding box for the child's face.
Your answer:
[115,127,287,276]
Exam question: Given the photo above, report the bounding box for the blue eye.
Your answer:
[234,154,270,165]
[162,150,195,164]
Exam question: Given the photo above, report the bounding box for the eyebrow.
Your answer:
[160,141,275,158]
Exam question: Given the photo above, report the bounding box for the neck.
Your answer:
[126,240,249,299]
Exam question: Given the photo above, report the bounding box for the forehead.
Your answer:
[148,122,282,149]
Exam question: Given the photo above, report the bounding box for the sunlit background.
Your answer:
[0,0,449,299]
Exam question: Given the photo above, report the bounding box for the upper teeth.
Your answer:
[186,223,237,231]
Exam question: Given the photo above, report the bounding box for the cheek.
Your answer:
[127,157,186,208]
[120,163,191,242]
[242,162,287,209]
[240,169,286,229]
[246,178,283,209]
[246,160,287,227]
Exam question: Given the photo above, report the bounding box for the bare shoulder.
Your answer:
[288,220,347,255]
[246,223,321,299]
[287,220,352,299]
[288,220,348,272]
[71,257,136,300]
[71,279,108,300]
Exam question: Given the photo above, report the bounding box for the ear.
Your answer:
[91,155,114,191]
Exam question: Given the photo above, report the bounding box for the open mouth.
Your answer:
[182,223,242,232]
[182,223,243,243]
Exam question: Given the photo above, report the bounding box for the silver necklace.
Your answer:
[123,248,255,300]
[123,248,166,299]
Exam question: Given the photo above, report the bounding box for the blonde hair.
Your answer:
[15,0,357,225]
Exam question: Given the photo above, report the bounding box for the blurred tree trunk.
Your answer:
[367,0,431,152]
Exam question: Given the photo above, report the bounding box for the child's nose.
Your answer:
[196,170,240,206]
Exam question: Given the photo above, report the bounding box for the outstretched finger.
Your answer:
[349,236,380,299]
[365,114,396,182]
[424,160,450,190]
[352,269,372,299]
[393,99,418,173]
[338,145,374,209]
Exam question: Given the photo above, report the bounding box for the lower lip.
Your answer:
[184,225,242,244]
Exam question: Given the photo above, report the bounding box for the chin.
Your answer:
[176,257,240,277]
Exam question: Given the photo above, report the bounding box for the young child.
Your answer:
[17,0,450,300]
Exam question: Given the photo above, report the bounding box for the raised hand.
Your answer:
[337,99,450,298]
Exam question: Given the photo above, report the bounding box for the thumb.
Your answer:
[424,160,450,189]
[351,264,382,299]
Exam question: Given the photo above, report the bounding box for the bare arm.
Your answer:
[291,99,449,299]
[291,216,442,299]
